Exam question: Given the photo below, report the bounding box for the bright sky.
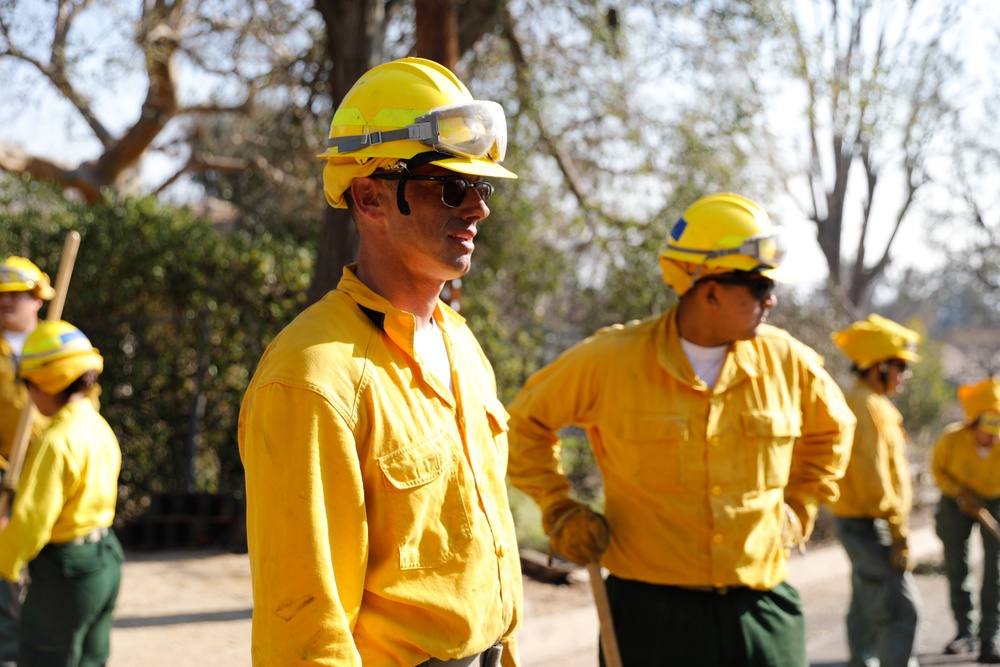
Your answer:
[0,0,995,296]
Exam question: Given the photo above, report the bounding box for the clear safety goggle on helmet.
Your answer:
[668,233,786,268]
[980,412,1000,436]
[326,101,507,161]
[0,265,35,286]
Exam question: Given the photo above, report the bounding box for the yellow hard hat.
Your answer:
[830,314,921,370]
[319,57,517,209]
[957,377,1000,434]
[18,320,104,394]
[0,256,55,300]
[658,193,785,296]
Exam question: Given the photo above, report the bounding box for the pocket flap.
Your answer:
[379,439,451,490]
[621,413,688,441]
[741,410,800,438]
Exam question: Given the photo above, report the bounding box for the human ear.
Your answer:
[350,177,387,220]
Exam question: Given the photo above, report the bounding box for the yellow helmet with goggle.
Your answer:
[0,256,56,300]
[658,193,785,296]
[319,57,516,210]
[18,320,104,395]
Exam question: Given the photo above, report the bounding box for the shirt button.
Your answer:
[710,437,720,447]
[711,485,722,496]
[713,534,724,545]
[497,544,507,558]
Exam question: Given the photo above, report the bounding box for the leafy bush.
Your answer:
[0,177,311,519]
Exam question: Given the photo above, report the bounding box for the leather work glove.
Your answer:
[780,503,805,551]
[545,500,610,565]
[889,536,910,572]
[956,488,985,519]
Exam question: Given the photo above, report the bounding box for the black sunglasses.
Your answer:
[704,274,776,301]
[371,173,494,208]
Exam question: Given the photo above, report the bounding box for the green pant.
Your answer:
[20,531,124,667]
[936,495,1000,644]
[834,517,920,667]
[602,575,807,666]
[0,577,25,663]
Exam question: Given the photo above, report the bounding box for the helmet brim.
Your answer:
[431,156,517,179]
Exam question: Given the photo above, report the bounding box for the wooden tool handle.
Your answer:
[587,561,623,667]
[0,231,81,519]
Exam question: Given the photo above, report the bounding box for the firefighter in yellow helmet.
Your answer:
[506,193,855,666]
[0,257,55,461]
[0,256,57,666]
[239,58,521,666]
[0,320,122,667]
[829,314,922,667]
[932,377,1000,662]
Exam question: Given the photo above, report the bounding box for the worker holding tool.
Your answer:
[932,376,1000,663]
[0,256,55,667]
[829,314,923,667]
[0,320,122,667]
[506,193,855,667]
[239,58,522,666]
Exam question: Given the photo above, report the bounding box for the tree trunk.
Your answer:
[307,0,386,305]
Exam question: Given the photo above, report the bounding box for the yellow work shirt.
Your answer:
[0,399,121,581]
[932,422,1000,500]
[0,337,49,463]
[507,305,855,590]
[830,382,912,539]
[238,267,522,667]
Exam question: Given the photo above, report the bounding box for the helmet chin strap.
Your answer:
[392,151,453,216]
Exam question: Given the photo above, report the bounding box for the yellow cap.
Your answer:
[18,320,104,394]
[957,377,1000,432]
[830,314,921,369]
[0,256,55,300]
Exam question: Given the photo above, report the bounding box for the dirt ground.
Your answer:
[108,549,592,667]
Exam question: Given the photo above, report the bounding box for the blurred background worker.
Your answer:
[0,256,55,667]
[239,58,522,666]
[506,193,855,667]
[830,314,923,667]
[0,320,123,667]
[932,377,1000,663]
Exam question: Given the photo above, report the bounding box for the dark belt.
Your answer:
[52,527,109,547]
[676,584,747,596]
[419,642,502,667]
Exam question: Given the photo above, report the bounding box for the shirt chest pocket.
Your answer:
[741,410,801,490]
[378,436,473,570]
[619,413,690,493]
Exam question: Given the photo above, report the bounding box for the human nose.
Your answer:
[459,188,489,220]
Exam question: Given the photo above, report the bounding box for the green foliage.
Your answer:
[0,176,311,518]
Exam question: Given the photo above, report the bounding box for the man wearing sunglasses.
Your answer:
[506,193,855,666]
[829,315,923,667]
[932,377,1000,664]
[239,58,521,667]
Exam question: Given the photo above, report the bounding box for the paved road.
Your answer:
[109,523,989,666]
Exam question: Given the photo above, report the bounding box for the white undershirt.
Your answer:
[414,318,453,393]
[680,337,729,389]
[3,330,28,357]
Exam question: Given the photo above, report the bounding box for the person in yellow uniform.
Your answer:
[0,320,123,667]
[932,377,1000,663]
[506,193,856,667]
[238,58,522,667]
[0,256,56,667]
[829,315,922,667]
